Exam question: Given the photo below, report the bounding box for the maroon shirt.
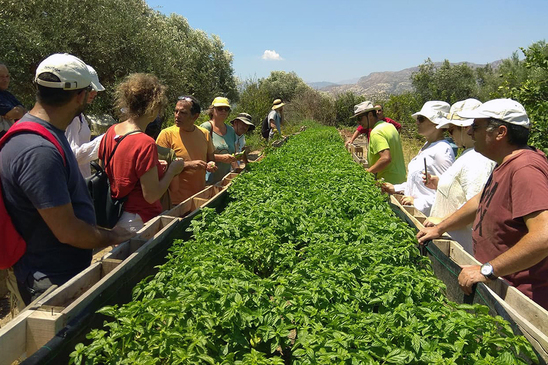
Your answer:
[357,117,401,140]
[473,148,548,309]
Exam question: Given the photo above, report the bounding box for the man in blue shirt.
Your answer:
[0,63,27,137]
[0,54,134,304]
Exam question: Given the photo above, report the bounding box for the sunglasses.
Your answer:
[216,107,230,112]
[178,96,193,102]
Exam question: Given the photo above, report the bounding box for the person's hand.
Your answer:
[111,225,136,243]
[167,158,185,175]
[458,265,487,295]
[345,140,351,146]
[401,195,414,205]
[158,160,168,173]
[380,182,396,195]
[206,161,218,173]
[185,160,207,170]
[424,217,443,227]
[219,154,237,163]
[416,226,443,245]
[422,173,439,190]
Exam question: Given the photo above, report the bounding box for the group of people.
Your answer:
[3,52,548,313]
[0,53,271,306]
[352,98,548,309]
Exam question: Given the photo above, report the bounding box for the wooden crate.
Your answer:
[162,185,221,219]
[0,216,181,364]
[390,195,548,361]
[216,172,239,188]
[162,170,241,220]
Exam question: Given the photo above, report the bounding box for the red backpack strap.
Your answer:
[0,121,66,165]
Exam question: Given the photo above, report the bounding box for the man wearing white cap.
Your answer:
[417,99,548,309]
[0,53,134,305]
[352,101,406,184]
[65,65,105,178]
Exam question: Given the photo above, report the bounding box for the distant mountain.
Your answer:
[307,81,339,90]
[336,77,360,85]
[314,61,502,97]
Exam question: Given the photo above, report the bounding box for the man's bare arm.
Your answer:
[417,192,481,244]
[367,149,391,174]
[38,203,135,249]
[4,105,26,120]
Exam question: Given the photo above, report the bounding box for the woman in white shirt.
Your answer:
[423,99,495,254]
[382,101,455,216]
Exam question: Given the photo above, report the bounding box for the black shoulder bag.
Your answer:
[86,130,141,228]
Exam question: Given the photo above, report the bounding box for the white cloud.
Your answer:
[262,50,284,61]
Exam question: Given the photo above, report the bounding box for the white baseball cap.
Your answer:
[35,53,92,90]
[87,65,105,92]
[437,98,482,129]
[412,101,450,125]
[457,98,530,129]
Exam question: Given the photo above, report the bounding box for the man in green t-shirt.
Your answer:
[352,101,406,184]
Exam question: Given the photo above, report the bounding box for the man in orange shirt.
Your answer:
[156,96,216,205]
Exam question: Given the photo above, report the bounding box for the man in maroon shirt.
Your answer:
[345,104,401,146]
[417,99,548,309]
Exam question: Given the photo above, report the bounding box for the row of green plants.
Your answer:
[70,126,537,364]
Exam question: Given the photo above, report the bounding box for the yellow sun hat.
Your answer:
[211,96,231,108]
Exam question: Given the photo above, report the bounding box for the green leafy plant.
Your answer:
[70,126,537,364]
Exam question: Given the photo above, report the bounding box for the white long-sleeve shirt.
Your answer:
[394,139,455,216]
[65,114,104,179]
[430,148,495,253]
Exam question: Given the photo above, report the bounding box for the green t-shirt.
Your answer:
[368,121,406,184]
[200,121,237,184]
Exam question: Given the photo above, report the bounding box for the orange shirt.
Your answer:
[156,125,214,204]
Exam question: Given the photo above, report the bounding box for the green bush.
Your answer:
[0,0,237,116]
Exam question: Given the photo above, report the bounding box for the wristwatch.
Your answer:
[480,262,498,280]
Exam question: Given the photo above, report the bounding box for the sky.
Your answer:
[145,0,548,84]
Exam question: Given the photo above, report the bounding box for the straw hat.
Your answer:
[272,99,285,110]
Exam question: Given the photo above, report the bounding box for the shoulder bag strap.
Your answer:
[103,130,141,170]
[0,121,66,166]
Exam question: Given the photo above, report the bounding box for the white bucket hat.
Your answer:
[351,101,380,118]
[35,53,92,90]
[412,101,450,125]
[457,98,530,129]
[87,65,105,92]
[437,98,482,129]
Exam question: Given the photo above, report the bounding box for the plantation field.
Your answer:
[71,126,536,364]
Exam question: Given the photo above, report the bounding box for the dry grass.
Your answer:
[401,136,425,171]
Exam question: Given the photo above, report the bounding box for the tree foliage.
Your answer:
[0,0,237,116]
[499,41,548,150]
[411,59,479,104]
[334,92,365,127]
[259,71,310,102]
